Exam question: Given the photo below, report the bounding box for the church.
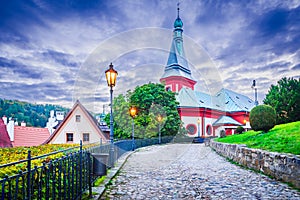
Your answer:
[160,8,255,137]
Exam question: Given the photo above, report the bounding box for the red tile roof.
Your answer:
[13,126,50,147]
[0,119,12,147]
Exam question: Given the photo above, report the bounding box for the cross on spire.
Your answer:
[177,1,180,18]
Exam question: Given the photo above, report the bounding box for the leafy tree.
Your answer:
[263,77,300,124]
[129,83,181,138]
[104,94,133,139]
[105,83,181,139]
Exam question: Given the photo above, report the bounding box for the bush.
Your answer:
[250,105,276,132]
[220,130,226,138]
[235,126,245,134]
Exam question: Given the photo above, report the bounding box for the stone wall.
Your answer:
[210,140,300,189]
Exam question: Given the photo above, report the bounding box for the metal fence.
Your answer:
[0,136,187,199]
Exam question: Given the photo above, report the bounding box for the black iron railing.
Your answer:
[0,136,186,199]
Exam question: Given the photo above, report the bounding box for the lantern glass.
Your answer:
[105,63,118,87]
[157,115,163,122]
[129,106,137,118]
[197,118,201,124]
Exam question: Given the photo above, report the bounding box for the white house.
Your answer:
[44,100,108,144]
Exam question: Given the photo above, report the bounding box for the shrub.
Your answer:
[235,126,245,134]
[220,130,226,138]
[250,105,276,132]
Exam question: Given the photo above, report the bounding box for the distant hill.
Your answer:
[0,98,70,127]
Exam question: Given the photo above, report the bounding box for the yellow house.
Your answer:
[44,100,108,144]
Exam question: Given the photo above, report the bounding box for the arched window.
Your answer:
[206,125,212,135]
[186,124,197,135]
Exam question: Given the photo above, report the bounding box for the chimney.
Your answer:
[7,118,15,141]
[2,115,7,125]
[21,121,26,127]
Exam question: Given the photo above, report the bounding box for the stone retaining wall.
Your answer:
[210,140,300,189]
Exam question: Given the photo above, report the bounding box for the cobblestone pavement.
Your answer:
[101,143,300,200]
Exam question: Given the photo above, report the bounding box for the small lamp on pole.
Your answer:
[129,106,137,151]
[197,118,201,137]
[157,114,163,144]
[105,63,118,167]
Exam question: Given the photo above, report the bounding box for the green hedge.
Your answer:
[250,105,276,132]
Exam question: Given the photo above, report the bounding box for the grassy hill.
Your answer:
[216,121,300,155]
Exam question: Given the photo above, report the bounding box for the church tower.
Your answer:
[160,6,196,92]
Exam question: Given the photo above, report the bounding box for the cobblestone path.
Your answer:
[101,143,300,199]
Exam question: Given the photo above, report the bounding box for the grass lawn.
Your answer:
[216,121,300,155]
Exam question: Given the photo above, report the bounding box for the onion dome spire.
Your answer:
[174,5,183,28]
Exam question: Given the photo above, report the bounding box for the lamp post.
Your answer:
[105,63,118,167]
[157,114,163,144]
[129,106,137,151]
[251,80,258,106]
[197,118,201,137]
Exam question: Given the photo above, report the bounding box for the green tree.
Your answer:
[105,83,181,139]
[130,83,181,138]
[263,77,300,124]
[105,94,133,139]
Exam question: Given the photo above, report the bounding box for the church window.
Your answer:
[83,133,89,142]
[186,124,196,135]
[76,115,81,122]
[66,133,73,142]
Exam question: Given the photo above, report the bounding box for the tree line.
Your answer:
[0,99,69,127]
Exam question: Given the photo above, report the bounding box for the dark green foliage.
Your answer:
[250,105,276,132]
[220,130,226,138]
[105,83,181,139]
[263,77,300,124]
[0,98,69,127]
[130,83,181,137]
[235,126,245,134]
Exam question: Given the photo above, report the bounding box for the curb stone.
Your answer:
[91,150,135,200]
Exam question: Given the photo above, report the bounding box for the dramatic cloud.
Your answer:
[0,0,299,112]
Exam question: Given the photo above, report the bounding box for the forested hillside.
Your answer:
[0,99,70,127]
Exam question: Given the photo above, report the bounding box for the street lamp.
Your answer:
[129,106,137,151]
[197,118,201,137]
[157,114,163,144]
[251,80,258,106]
[105,63,118,167]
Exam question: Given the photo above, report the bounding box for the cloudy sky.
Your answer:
[0,0,299,112]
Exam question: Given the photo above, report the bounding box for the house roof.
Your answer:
[44,100,108,144]
[13,126,50,147]
[0,118,12,147]
[177,87,255,112]
[212,116,243,126]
